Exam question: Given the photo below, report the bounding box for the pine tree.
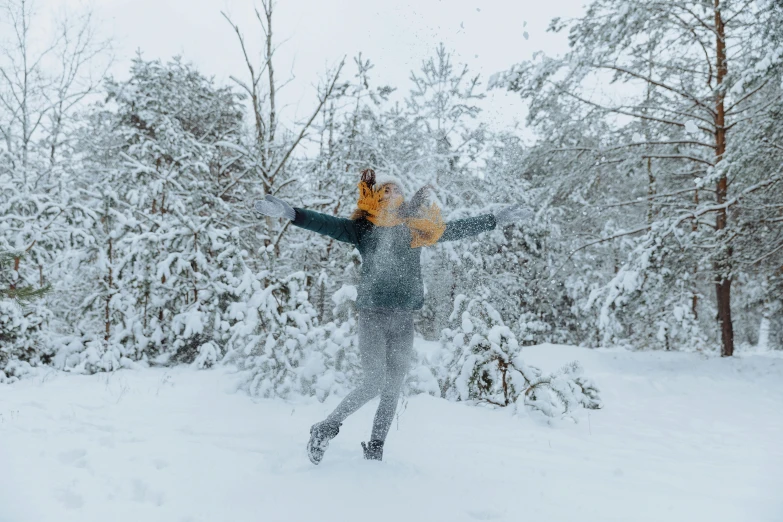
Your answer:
[0,0,106,377]
[0,250,51,382]
[236,274,360,400]
[59,55,265,371]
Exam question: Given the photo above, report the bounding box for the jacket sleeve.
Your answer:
[438,214,497,242]
[291,208,360,245]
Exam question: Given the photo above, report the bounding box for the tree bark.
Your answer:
[692,189,699,319]
[11,257,20,291]
[105,237,112,342]
[263,0,277,147]
[713,0,734,357]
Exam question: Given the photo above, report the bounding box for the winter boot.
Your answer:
[361,439,384,461]
[307,420,341,465]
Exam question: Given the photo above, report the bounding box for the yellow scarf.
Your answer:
[356,181,446,248]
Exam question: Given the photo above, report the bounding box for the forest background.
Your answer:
[2,0,781,396]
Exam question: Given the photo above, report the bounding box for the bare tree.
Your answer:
[0,0,111,296]
[220,0,344,254]
[0,0,111,186]
[222,0,345,198]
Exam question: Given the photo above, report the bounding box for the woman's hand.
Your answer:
[494,204,533,226]
[253,195,296,220]
[409,185,433,209]
[360,168,376,187]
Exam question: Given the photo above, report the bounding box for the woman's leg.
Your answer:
[370,310,414,442]
[325,310,386,424]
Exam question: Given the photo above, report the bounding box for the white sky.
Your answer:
[92,0,585,132]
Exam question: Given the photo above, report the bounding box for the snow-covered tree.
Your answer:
[53,55,272,371]
[493,0,783,355]
[0,250,52,382]
[0,0,109,375]
[236,275,360,400]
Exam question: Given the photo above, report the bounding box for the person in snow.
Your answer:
[253,169,528,463]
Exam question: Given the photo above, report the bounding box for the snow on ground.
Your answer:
[1,343,782,522]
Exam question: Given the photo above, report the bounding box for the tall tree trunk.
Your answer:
[645,46,656,225]
[264,0,276,147]
[692,188,699,318]
[10,257,20,291]
[105,237,113,342]
[192,232,199,303]
[713,0,734,356]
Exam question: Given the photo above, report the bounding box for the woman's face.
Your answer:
[379,183,403,202]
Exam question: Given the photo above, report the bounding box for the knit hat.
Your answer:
[373,174,406,195]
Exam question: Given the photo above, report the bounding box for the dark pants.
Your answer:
[325,308,414,441]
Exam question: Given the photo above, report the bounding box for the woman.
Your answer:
[254,169,527,464]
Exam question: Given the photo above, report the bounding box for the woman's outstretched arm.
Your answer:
[438,205,532,242]
[254,195,359,245]
[439,214,497,242]
[291,208,360,245]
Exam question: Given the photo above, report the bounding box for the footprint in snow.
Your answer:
[58,449,88,468]
[56,487,84,510]
[467,509,505,520]
[98,436,115,448]
[131,478,166,506]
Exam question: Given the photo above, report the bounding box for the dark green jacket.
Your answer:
[292,208,496,310]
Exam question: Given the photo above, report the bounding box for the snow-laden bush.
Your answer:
[436,294,601,418]
[49,250,274,374]
[587,244,710,352]
[0,299,51,383]
[0,251,53,383]
[234,278,360,401]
